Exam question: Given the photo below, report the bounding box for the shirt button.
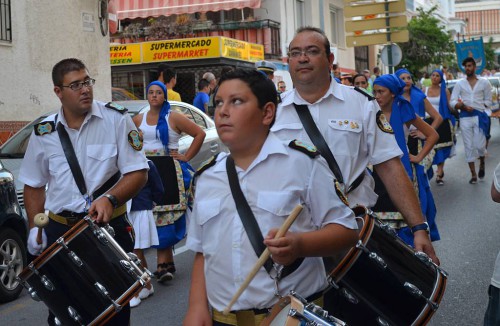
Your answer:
[232,243,238,248]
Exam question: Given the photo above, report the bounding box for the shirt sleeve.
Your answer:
[365,101,403,166]
[450,82,461,108]
[494,162,500,193]
[307,156,357,230]
[18,131,50,188]
[115,113,149,174]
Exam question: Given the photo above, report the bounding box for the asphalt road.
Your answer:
[1,120,499,325]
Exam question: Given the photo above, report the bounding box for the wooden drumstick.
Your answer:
[223,204,303,315]
[34,213,49,245]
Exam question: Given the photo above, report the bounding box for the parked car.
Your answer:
[0,160,27,303]
[0,100,227,214]
[112,87,139,101]
[446,77,500,110]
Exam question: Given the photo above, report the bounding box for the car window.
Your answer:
[171,104,208,129]
[0,117,46,157]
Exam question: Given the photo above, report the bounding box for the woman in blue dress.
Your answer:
[424,69,456,185]
[372,74,440,245]
[395,68,443,180]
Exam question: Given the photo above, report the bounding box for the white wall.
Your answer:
[0,1,112,121]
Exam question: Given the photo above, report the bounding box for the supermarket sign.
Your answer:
[110,36,264,65]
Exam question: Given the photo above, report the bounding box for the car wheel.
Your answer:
[0,227,27,303]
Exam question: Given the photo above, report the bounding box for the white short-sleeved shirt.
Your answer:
[186,133,357,311]
[19,101,149,213]
[271,81,402,208]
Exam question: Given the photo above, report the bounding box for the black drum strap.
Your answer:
[226,156,303,278]
[57,121,87,196]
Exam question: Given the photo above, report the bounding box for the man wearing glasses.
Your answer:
[271,26,439,318]
[19,58,148,325]
[277,80,287,93]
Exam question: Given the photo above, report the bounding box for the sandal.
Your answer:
[156,263,174,283]
[436,173,444,186]
[469,176,477,184]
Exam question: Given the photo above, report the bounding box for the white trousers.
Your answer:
[460,116,486,162]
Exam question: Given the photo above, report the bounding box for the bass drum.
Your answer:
[324,206,447,326]
[18,217,150,326]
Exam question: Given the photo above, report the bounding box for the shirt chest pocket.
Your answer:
[195,198,222,254]
[86,144,117,180]
[326,119,363,156]
[256,191,300,217]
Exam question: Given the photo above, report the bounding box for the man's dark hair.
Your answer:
[373,66,380,74]
[52,58,87,86]
[198,78,210,91]
[158,64,176,82]
[462,57,476,67]
[294,26,331,58]
[220,66,234,78]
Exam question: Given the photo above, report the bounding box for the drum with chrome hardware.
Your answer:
[325,206,447,326]
[261,291,346,326]
[18,216,150,326]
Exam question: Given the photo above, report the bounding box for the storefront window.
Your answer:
[111,71,145,100]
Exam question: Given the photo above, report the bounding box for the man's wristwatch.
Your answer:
[411,222,430,234]
[103,194,118,208]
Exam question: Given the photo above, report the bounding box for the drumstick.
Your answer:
[223,204,303,315]
[34,213,49,245]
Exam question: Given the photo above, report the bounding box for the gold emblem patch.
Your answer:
[34,121,55,136]
[334,180,349,206]
[376,111,394,134]
[128,130,143,151]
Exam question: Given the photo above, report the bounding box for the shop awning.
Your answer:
[116,0,261,20]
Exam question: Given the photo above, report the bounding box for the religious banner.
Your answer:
[454,37,486,75]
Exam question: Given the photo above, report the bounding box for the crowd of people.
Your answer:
[20,25,499,326]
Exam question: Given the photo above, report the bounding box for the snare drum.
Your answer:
[325,206,447,326]
[18,217,150,326]
[261,291,346,326]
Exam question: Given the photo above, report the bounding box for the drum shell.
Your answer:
[18,219,146,325]
[326,208,447,325]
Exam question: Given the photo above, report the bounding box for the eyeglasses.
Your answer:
[288,48,322,59]
[60,78,95,91]
[279,86,286,89]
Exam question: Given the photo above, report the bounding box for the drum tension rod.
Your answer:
[95,282,122,312]
[28,263,55,291]
[19,280,41,301]
[404,282,439,311]
[57,238,84,267]
[67,306,84,325]
[355,240,387,269]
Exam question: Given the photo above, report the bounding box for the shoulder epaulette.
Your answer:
[34,121,56,136]
[288,139,320,158]
[194,154,219,178]
[354,86,375,101]
[105,102,128,114]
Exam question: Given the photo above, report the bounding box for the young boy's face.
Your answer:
[214,79,274,150]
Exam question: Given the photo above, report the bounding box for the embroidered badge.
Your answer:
[288,139,320,158]
[334,180,349,206]
[105,102,128,114]
[128,130,143,151]
[34,121,55,136]
[376,111,394,134]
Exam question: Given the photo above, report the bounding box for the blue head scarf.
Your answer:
[146,81,171,151]
[373,74,417,178]
[431,69,452,121]
[395,68,427,117]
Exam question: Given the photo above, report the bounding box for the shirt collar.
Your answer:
[280,78,345,108]
[57,100,101,127]
[213,133,288,173]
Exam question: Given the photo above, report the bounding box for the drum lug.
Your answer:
[378,222,398,238]
[340,287,359,304]
[127,252,142,266]
[54,317,62,326]
[404,282,439,311]
[19,281,41,301]
[57,238,83,267]
[356,240,387,269]
[104,224,115,237]
[326,276,340,290]
[94,229,109,245]
[28,263,55,291]
[95,282,122,312]
[376,316,390,326]
[67,306,84,325]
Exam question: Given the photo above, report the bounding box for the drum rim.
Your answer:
[329,206,375,282]
[411,271,447,325]
[260,295,303,326]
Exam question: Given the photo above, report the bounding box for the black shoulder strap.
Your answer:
[293,103,344,185]
[56,122,88,196]
[226,156,303,278]
[226,156,273,274]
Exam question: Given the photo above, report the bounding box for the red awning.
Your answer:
[116,0,261,20]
